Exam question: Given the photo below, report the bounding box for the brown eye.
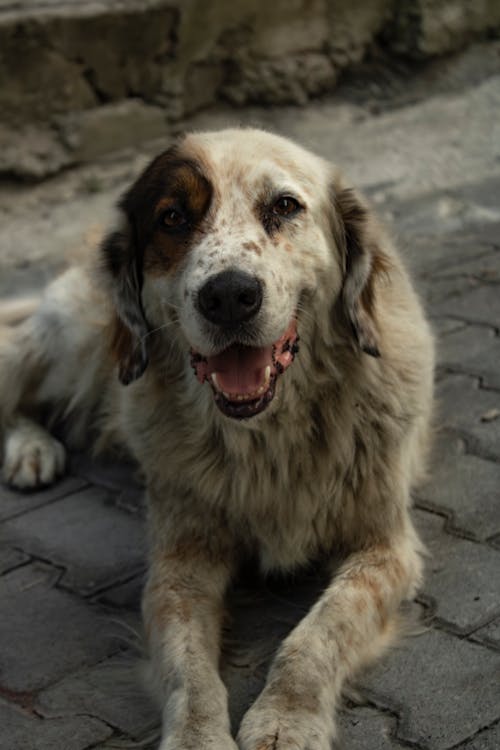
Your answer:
[272,196,300,216]
[161,208,187,229]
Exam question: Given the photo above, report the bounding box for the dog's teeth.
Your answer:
[211,373,221,392]
[216,369,273,403]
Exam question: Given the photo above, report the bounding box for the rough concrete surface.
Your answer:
[0,39,500,750]
[1,0,499,178]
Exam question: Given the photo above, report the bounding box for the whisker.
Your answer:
[295,304,316,327]
[162,301,183,313]
[139,320,176,345]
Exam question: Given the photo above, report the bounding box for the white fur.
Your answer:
[3,416,65,488]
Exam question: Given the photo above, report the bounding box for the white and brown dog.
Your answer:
[0,129,434,750]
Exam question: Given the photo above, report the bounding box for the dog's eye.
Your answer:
[272,196,300,216]
[161,208,187,229]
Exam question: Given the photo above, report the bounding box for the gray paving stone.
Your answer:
[97,573,145,611]
[416,435,500,541]
[434,251,500,283]
[0,698,112,750]
[0,475,87,522]
[92,735,158,750]
[414,510,500,632]
[423,275,484,307]
[70,453,143,502]
[489,533,500,551]
[401,231,500,277]
[361,629,500,750]
[432,317,468,338]
[3,486,146,594]
[0,563,120,691]
[436,375,500,460]
[471,616,500,651]
[338,707,399,750]
[0,545,29,574]
[70,453,144,513]
[432,284,500,329]
[438,323,500,389]
[37,652,159,740]
[70,453,144,514]
[470,220,500,247]
[393,194,500,242]
[453,181,500,220]
[458,721,500,750]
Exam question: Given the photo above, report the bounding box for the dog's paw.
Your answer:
[159,730,238,750]
[237,701,333,750]
[3,421,66,489]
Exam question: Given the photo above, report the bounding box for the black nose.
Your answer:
[197,270,263,326]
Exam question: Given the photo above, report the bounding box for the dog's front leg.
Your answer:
[143,519,237,750]
[238,533,422,750]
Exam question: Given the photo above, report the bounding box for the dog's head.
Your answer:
[101,129,387,420]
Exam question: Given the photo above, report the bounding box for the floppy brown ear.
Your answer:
[334,186,389,357]
[101,222,149,385]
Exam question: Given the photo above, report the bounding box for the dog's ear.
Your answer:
[333,186,389,357]
[101,220,149,385]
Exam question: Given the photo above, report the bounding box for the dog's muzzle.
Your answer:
[190,324,299,420]
[190,270,299,419]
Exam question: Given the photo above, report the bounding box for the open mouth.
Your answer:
[190,319,299,419]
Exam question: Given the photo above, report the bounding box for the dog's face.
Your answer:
[102,129,382,420]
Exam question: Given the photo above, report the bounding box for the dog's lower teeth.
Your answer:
[210,366,272,403]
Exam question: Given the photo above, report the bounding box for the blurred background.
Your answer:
[0,0,499,298]
[1,3,500,750]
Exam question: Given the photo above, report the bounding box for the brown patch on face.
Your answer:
[121,145,213,277]
[283,241,293,253]
[242,240,262,256]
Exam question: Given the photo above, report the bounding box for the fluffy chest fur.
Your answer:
[118,331,410,572]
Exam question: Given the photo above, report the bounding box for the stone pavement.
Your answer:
[1,42,500,750]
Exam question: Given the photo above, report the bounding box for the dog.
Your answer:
[0,128,434,750]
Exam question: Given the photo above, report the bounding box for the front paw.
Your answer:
[3,423,65,489]
[159,728,238,750]
[238,699,333,750]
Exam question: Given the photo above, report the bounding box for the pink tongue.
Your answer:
[207,345,272,395]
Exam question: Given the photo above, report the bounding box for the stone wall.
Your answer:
[1,0,499,179]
